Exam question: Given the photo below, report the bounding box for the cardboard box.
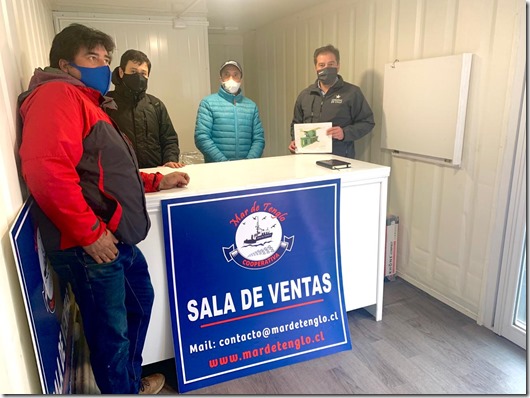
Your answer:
[385,215,399,278]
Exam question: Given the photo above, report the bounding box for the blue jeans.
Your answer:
[47,243,154,394]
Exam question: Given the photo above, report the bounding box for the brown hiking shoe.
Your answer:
[139,373,165,394]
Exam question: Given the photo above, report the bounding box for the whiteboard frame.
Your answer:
[381,53,473,167]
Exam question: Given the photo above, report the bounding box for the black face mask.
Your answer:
[122,73,148,94]
[317,67,338,85]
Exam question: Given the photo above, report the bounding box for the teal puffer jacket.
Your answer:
[194,87,265,163]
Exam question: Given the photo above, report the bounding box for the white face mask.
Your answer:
[222,78,241,94]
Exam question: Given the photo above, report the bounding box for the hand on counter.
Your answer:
[159,171,190,190]
[163,161,186,168]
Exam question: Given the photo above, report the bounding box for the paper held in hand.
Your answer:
[294,122,332,153]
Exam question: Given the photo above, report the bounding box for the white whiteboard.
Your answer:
[381,54,472,166]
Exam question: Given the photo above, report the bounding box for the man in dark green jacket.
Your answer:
[106,49,183,168]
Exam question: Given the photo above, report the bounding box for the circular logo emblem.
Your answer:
[234,212,282,265]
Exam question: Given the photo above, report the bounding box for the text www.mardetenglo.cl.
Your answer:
[208,331,325,368]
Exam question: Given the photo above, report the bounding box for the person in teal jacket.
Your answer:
[194,60,265,163]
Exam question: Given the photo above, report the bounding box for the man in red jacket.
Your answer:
[18,23,188,394]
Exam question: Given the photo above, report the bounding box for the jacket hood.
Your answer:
[19,67,103,109]
[111,66,122,86]
[27,67,84,91]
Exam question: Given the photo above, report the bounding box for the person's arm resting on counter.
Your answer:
[141,170,190,192]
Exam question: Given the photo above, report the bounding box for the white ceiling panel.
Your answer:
[48,0,322,33]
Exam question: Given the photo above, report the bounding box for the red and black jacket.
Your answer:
[18,67,164,251]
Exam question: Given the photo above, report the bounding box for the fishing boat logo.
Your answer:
[223,211,294,270]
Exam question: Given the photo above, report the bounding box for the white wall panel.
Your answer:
[53,12,210,155]
[246,0,525,321]
[11,0,55,81]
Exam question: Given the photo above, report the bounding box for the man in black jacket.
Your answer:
[288,44,375,159]
[107,49,183,168]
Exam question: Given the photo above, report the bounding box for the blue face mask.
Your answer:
[70,62,112,96]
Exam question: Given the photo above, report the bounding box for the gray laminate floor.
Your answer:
[145,277,527,395]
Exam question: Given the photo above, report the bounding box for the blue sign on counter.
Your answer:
[161,179,351,392]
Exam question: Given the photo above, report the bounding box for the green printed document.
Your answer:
[294,122,332,153]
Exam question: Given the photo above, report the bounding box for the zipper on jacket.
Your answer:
[310,95,324,123]
[130,107,138,149]
[143,110,149,139]
[234,100,239,158]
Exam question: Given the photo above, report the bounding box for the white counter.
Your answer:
[138,154,390,364]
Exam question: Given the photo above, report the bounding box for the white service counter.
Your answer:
[138,154,390,364]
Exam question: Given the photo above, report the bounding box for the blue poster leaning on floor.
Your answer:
[9,198,76,394]
[161,179,351,392]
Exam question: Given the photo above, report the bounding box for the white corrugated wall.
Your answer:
[241,0,525,321]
